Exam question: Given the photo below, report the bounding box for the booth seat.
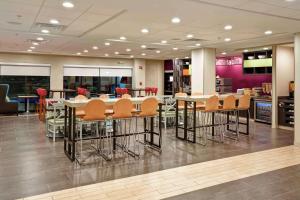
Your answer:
[0,84,18,115]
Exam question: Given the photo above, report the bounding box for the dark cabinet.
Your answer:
[278,97,294,127]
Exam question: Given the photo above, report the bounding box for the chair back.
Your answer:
[112,98,133,119]
[122,94,132,99]
[205,95,219,111]
[83,99,106,121]
[75,95,88,100]
[222,95,236,110]
[37,88,47,97]
[238,94,251,109]
[139,97,158,117]
[151,87,158,95]
[99,94,109,99]
[175,92,187,108]
[145,87,151,96]
[77,87,88,96]
[0,84,9,103]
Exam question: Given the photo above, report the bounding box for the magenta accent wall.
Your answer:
[216,64,272,92]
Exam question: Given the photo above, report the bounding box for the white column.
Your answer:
[133,58,146,89]
[294,34,300,145]
[191,48,216,95]
[272,46,278,129]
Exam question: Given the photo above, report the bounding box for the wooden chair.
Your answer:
[74,95,88,117]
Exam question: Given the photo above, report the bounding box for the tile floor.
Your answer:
[18,145,300,200]
[0,115,294,199]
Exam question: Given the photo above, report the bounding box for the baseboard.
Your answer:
[278,126,294,131]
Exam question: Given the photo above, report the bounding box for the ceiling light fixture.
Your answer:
[263,47,269,50]
[186,34,194,38]
[243,49,249,52]
[126,48,131,52]
[130,55,134,58]
[62,0,74,8]
[104,53,109,57]
[171,17,181,24]
[41,29,49,34]
[27,49,32,52]
[49,19,59,24]
[120,36,126,40]
[221,52,227,55]
[83,49,88,53]
[32,42,39,46]
[104,42,110,46]
[141,53,146,56]
[195,43,201,47]
[76,52,81,55]
[141,45,147,48]
[92,46,99,50]
[224,25,233,30]
[264,30,273,35]
[185,56,190,59]
[141,28,149,34]
[30,46,35,49]
[173,47,178,50]
[115,51,119,55]
[285,0,296,2]
[36,37,44,41]
[224,38,231,42]
[156,50,161,53]
[161,40,167,44]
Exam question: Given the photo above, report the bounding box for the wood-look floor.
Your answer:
[0,115,293,200]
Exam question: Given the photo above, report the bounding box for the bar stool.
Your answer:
[134,97,159,153]
[76,99,108,162]
[112,98,137,157]
[198,95,219,145]
[219,95,239,141]
[236,94,251,136]
[36,88,47,121]
[99,94,114,115]
[74,95,88,117]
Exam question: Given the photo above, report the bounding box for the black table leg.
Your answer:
[175,100,179,138]
[246,109,249,135]
[158,103,162,148]
[193,101,196,143]
[72,107,76,161]
[113,120,116,151]
[212,112,215,136]
[184,101,188,140]
[64,105,67,152]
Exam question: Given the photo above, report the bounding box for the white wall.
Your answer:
[145,60,164,95]
[294,34,300,145]
[276,46,295,97]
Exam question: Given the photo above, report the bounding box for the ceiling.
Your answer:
[0,0,299,60]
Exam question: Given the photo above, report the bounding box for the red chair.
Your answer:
[151,87,158,96]
[116,87,122,98]
[77,87,88,96]
[36,88,47,121]
[122,88,128,95]
[145,87,151,96]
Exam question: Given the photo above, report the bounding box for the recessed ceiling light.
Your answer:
[27,49,32,52]
[186,34,194,38]
[141,28,149,34]
[32,42,39,46]
[76,52,81,55]
[115,51,119,55]
[104,53,109,57]
[49,19,59,24]
[171,17,181,24]
[141,45,147,48]
[161,40,167,44]
[126,48,131,52]
[83,49,88,53]
[185,56,189,59]
[175,58,179,60]
[36,37,44,41]
[30,46,35,49]
[120,36,126,40]
[243,49,249,52]
[221,52,227,55]
[265,30,273,35]
[141,53,146,56]
[41,29,49,34]
[92,46,99,50]
[285,0,296,2]
[130,55,134,58]
[156,50,161,53]
[224,25,233,30]
[62,0,74,8]
[173,47,178,50]
[104,42,110,46]
[263,47,269,50]
[195,43,201,47]
[224,38,231,42]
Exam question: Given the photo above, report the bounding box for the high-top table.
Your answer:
[63,97,163,162]
[18,95,38,113]
[50,89,76,99]
[175,94,249,143]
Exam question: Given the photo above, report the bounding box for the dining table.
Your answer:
[63,97,163,162]
[49,89,76,99]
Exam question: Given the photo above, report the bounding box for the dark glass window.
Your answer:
[0,76,50,98]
